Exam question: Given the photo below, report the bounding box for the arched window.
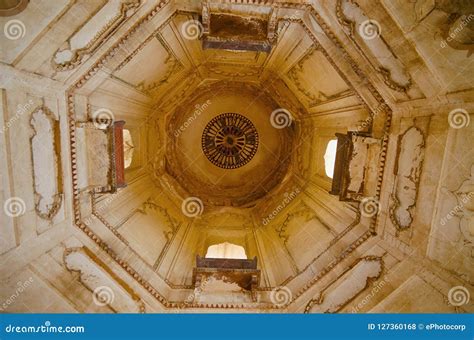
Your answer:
[123,129,134,169]
[324,139,338,179]
[205,242,247,259]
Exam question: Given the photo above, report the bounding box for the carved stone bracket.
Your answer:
[330,132,381,201]
[202,2,210,35]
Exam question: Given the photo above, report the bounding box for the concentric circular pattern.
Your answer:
[202,113,259,169]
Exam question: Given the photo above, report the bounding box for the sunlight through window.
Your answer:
[205,242,247,259]
[324,139,338,179]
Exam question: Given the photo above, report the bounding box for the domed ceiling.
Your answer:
[166,82,294,207]
[60,0,392,308]
[3,0,472,314]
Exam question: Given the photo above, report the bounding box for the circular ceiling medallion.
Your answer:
[202,113,259,169]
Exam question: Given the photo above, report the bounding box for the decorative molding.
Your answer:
[157,71,201,111]
[202,2,210,35]
[137,196,178,240]
[378,66,412,93]
[202,113,259,169]
[64,247,146,313]
[267,8,278,43]
[114,25,185,96]
[389,126,425,232]
[275,201,316,244]
[136,56,183,95]
[91,190,182,274]
[264,76,306,118]
[446,164,474,248]
[29,106,62,220]
[90,194,130,246]
[286,46,319,103]
[52,0,142,71]
[286,45,349,106]
[205,63,262,77]
[335,0,413,92]
[304,256,383,313]
[295,120,313,177]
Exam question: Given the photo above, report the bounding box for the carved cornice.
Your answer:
[205,63,262,77]
[53,0,142,71]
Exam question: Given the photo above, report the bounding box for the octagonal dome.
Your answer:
[166,82,294,207]
[1,0,472,315]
